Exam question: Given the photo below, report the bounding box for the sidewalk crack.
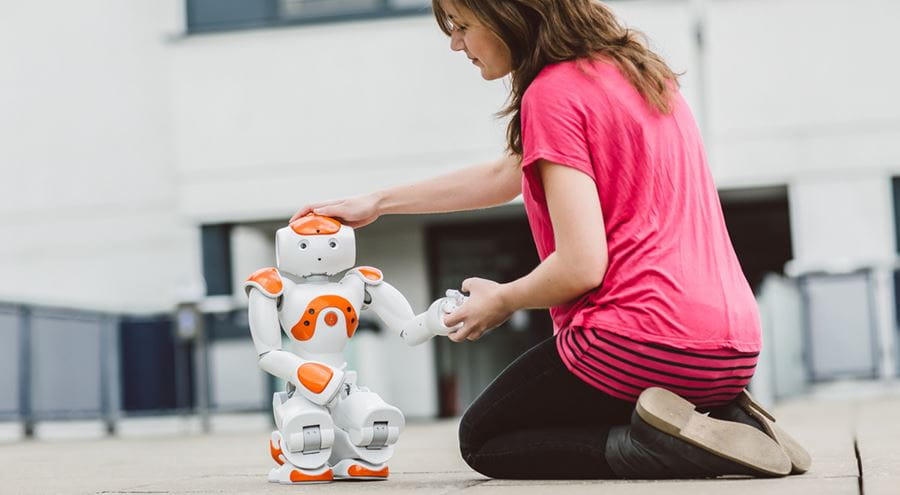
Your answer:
[854,437,864,495]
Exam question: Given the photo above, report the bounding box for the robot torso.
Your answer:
[279,275,366,358]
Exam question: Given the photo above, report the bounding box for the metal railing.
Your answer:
[0,302,271,438]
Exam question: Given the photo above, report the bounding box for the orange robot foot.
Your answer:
[269,431,286,466]
[332,459,390,481]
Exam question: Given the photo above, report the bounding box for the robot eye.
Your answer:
[298,241,309,250]
[328,239,339,249]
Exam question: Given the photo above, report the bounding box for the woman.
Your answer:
[292,0,810,480]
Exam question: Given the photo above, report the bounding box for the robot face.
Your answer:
[275,215,356,277]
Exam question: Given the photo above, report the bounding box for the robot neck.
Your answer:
[302,274,331,284]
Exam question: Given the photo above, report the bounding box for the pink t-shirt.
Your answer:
[520,58,761,352]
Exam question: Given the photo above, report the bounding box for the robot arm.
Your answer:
[363,280,465,346]
[245,273,344,406]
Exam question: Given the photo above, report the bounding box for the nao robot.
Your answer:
[243,214,465,484]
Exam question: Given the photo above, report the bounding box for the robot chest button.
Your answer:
[324,312,338,326]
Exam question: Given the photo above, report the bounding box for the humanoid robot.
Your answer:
[243,214,465,484]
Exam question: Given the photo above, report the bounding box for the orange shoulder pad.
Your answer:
[243,267,284,298]
[353,266,383,285]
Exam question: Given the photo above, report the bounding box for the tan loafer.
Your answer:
[635,387,792,477]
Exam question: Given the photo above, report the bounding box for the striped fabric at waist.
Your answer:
[557,326,759,408]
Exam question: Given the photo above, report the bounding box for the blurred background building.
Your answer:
[1,0,899,437]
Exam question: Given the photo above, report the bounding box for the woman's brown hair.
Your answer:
[433,0,679,155]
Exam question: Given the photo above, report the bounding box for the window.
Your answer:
[186,0,432,33]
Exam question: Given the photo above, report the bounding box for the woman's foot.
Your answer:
[707,390,812,474]
[605,387,791,478]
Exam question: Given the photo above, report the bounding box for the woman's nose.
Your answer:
[450,31,465,52]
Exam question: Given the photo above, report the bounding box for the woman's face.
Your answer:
[441,1,513,80]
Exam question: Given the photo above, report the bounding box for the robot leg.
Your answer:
[267,390,336,484]
[327,377,405,480]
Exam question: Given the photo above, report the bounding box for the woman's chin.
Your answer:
[480,68,509,81]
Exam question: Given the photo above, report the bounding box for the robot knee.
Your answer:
[277,396,335,454]
[333,391,404,448]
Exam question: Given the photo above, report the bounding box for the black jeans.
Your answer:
[458,334,635,479]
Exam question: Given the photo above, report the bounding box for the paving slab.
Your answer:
[769,397,859,479]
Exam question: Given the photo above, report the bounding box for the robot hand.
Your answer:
[398,289,468,346]
[428,289,467,337]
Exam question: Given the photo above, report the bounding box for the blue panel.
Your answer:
[30,311,103,417]
[0,308,19,417]
[119,317,193,412]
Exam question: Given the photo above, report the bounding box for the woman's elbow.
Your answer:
[571,258,607,293]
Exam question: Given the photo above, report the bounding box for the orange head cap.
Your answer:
[289,214,342,236]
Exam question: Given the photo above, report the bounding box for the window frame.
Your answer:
[186,0,433,34]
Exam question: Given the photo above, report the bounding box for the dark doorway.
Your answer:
[426,214,553,417]
[120,317,195,413]
[719,186,794,293]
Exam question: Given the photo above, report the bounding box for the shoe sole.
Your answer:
[636,387,791,477]
[736,391,812,474]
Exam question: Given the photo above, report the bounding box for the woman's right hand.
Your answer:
[290,193,382,229]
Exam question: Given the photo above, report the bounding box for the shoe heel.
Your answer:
[635,387,696,437]
[737,391,812,474]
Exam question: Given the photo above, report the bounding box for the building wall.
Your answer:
[705,0,900,270]
[168,1,699,223]
[3,0,898,309]
[0,0,196,313]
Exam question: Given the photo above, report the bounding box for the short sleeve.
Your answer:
[521,77,594,180]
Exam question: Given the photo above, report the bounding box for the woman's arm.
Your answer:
[501,161,608,309]
[444,160,607,341]
[291,154,522,227]
[377,153,522,215]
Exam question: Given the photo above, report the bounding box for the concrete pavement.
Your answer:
[1,384,898,494]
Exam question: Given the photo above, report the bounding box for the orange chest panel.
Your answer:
[290,294,359,341]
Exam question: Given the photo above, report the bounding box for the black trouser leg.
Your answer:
[458,335,634,479]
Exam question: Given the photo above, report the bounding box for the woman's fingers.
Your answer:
[289,207,313,223]
[291,200,346,223]
[291,201,332,222]
[449,326,471,342]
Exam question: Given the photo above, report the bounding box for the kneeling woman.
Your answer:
[294,0,811,480]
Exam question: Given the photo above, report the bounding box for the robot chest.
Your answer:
[281,291,361,342]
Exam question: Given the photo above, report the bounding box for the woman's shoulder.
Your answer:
[526,57,622,102]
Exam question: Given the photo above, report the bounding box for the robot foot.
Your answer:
[269,431,286,466]
[268,463,333,484]
[332,458,389,481]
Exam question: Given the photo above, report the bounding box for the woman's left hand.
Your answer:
[443,277,515,342]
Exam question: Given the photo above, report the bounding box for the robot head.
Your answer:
[275,214,356,277]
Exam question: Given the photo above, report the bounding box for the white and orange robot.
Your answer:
[243,214,465,484]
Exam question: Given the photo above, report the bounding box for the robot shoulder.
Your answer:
[346,266,384,286]
[243,267,284,298]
